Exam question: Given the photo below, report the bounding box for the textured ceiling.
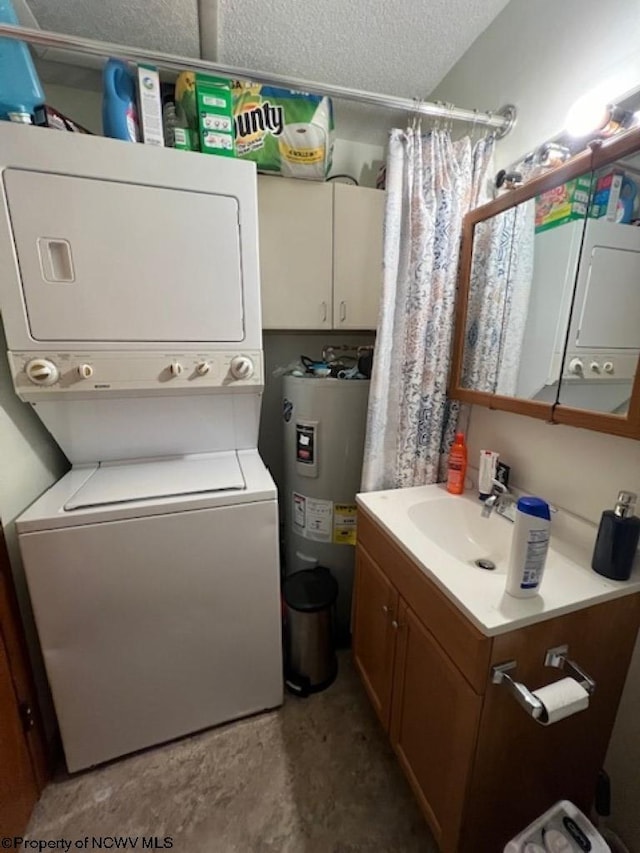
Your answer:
[24,0,513,144]
[215,0,512,143]
[216,0,512,99]
[27,0,201,57]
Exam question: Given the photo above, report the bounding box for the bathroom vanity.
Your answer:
[353,486,640,852]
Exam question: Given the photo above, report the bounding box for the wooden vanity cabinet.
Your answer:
[352,547,398,728]
[390,601,483,847]
[353,508,640,853]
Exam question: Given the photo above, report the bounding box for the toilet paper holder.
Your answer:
[544,644,596,696]
[491,644,596,723]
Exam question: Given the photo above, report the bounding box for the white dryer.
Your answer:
[0,123,282,771]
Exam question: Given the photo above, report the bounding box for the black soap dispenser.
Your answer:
[592,491,640,581]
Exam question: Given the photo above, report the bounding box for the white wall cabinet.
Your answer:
[258,176,384,331]
[332,183,385,330]
[258,177,334,330]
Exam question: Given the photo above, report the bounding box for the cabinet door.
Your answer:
[352,545,398,730]
[333,184,385,330]
[460,594,640,852]
[258,176,333,330]
[390,602,482,853]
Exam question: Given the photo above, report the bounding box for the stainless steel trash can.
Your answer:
[283,567,338,696]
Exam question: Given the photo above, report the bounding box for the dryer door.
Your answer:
[4,169,244,343]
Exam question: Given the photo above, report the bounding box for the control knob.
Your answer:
[169,361,184,377]
[25,358,59,386]
[568,358,584,376]
[230,355,254,380]
[77,363,94,379]
[589,361,601,374]
[603,361,614,374]
[196,361,211,376]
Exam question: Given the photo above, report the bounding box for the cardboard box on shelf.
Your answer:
[137,65,164,147]
[196,75,235,157]
[589,170,624,221]
[535,174,592,233]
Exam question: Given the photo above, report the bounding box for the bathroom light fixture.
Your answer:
[565,96,633,138]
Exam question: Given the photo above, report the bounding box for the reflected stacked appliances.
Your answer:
[0,123,282,771]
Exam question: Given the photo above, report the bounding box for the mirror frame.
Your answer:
[449,130,640,440]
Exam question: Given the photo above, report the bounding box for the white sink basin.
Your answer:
[408,497,510,570]
[357,483,640,636]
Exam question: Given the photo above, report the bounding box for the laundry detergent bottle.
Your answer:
[102,59,139,142]
[0,0,45,123]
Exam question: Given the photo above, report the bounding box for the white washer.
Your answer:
[17,451,281,772]
[0,124,283,771]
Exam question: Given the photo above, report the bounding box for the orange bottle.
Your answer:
[446,432,468,495]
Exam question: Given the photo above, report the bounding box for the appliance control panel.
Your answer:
[9,350,263,399]
[561,351,638,381]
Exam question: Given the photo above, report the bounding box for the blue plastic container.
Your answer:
[0,0,45,122]
[102,59,139,142]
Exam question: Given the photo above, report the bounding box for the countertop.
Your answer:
[356,484,640,637]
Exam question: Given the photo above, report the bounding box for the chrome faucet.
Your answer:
[481,479,514,518]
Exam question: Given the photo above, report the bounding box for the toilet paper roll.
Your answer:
[534,677,589,725]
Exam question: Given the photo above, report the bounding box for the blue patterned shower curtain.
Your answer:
[361,129,493,492]
[461,200,535,395]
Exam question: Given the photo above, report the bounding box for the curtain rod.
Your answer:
[0,24,516,137]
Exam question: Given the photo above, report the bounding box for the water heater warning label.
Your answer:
[333,504,357,545]
[292,493,357,545]
[292,492,332,542]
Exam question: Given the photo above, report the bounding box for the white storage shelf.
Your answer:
[258,176,385,331]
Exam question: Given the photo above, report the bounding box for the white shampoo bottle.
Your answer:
[506,497,551,598]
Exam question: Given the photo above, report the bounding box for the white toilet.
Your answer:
[505,800,610,852]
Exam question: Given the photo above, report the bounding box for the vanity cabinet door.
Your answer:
[390,602,482,853]
[352,545,399,730]
[460,594,640,852]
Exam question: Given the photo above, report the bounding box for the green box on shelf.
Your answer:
[196,74,236,157]
[535,174,592,233]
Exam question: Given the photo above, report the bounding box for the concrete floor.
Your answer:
[27,653,437,852]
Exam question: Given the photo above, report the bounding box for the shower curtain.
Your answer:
[461,199,535,395]
[361,129,494,492]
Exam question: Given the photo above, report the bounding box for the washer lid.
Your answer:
[64,452,245,510]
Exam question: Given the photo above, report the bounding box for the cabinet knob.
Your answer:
[340,300,347,322]
[391,619,400,630]
[382,605,389,615]
[321,301,328,323]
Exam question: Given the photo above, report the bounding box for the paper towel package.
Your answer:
[232,82,334,180]
[504,800,610,852]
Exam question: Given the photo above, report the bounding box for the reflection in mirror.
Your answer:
[461,201,535,394]
[461,173,591,401]
[556,155,640,415]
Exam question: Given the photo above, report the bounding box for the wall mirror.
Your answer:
[450,130,640,439]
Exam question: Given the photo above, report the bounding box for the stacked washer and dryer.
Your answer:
[0,123,282,771]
